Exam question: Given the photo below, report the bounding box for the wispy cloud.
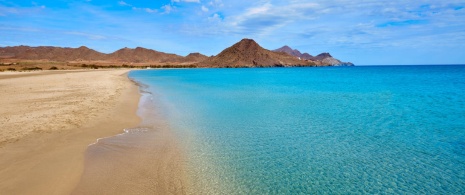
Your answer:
[208,13,222,22]
[208,0,223,7]
[0,25,40,32]
[0,6,18,16]
[131,6,158,13]
[206,2,320,35]
[161,4,174,14]
[118,1,131,7]
[201,5,208,12]
[145,8,157,13]
[65,31,107,40]
[0,5,46,16]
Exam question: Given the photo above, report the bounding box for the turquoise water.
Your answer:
[129,66,465,194]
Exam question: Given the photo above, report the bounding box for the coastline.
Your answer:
[72,76,188,194]
[0,70,141,194]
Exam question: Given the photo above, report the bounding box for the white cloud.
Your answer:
[245,3,271,16]
[162,5,174,14]
[201,5,208,12]
[132,6,158,14]
[209,0,223,7]
[208,13,222,22]
[145,8,157,13]
[31,1,46,9]
[118,1,131,6]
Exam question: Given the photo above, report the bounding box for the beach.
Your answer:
[0,70,141,194]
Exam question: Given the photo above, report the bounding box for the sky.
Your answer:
[1,0,465,65]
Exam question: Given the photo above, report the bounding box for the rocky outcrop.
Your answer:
[273,46,313,60]
[314,53,353,66]
[273,46,353,66]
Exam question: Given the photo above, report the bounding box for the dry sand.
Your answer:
[0,70,141,194]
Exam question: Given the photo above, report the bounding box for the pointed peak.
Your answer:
[316,52,332,58]
[187,52,206,57]
[236,38,260,46]
[240,38,255,42]
[229,38,263,51]
[135,46,147,50]
[274,45,294,51]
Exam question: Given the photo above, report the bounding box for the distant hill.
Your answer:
[183,52,208,63]
[273,46,353,66]
[107,47,184,63]
[0,46,205,65]
[197,39,317,67]
[273,46,313,60]
[0,46,106,61]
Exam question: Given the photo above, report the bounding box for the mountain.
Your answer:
[107,47,184,63]
[183,52,208,63]
[0,46,106,61]
[300,53,313,60]
[0,46,206,65]
[311,53,354,66]
[197,39,316,67]
[273,46,303,58]
[273,46,353,66]
[273,46,314,60]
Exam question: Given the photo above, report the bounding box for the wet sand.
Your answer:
[72,92,188,194]
[0,70,141,194]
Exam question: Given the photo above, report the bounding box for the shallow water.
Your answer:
[129,66,465,194]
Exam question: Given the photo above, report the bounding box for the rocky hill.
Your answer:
[196,39,316,67]
[0,46,205,65]
[0,46,106,61]
[107,47,184,63]
[273,46,353,66]
[273,46,313,60]
[183,52,209,63]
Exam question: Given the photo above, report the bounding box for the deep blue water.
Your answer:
[129,66,465,194]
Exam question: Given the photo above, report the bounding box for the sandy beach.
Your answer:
[0,70,141,194]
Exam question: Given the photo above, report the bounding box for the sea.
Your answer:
[128,65,465,194]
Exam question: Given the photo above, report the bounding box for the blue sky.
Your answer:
[1,0,464,65]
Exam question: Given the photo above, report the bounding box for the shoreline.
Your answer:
[72,76,188,194]
[0,69,141,194]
